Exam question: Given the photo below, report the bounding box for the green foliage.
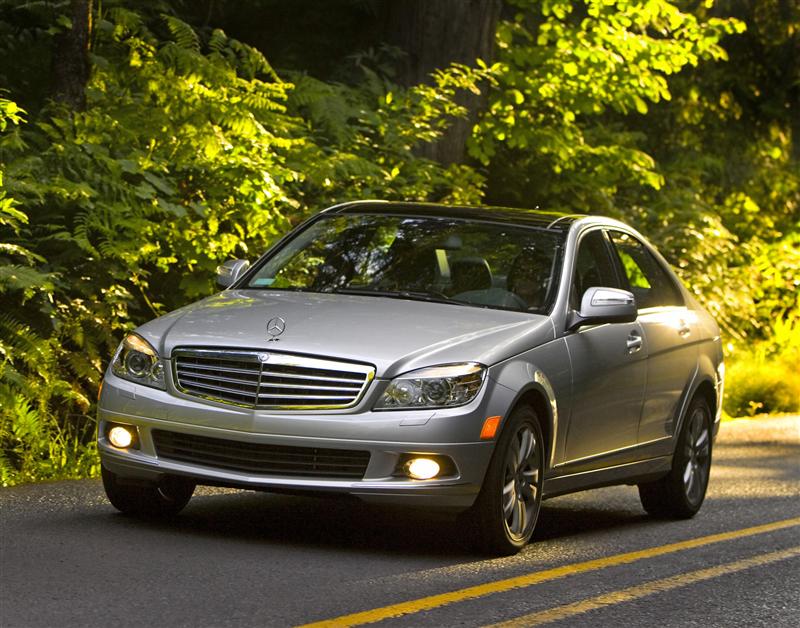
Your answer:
[473,0,744,210]
[1,0,797,479]
[723,314,800,417]
[1,99,97,485]
[287,56,489,207]
[0,6,484,483]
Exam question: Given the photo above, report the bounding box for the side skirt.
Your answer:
[542,455,672,499]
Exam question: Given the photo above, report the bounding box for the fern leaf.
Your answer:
[162,15,200,52]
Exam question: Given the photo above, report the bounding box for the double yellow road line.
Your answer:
[490,544,800,627]
[300,516,800,627]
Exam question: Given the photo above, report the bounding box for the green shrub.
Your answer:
[0,9,486,485]
[723,314,800,417]
[724,356,800,417]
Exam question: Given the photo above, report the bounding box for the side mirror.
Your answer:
[568,287,637,331]
[216,259,250,288]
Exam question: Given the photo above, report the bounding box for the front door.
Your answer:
[563,229,648,462]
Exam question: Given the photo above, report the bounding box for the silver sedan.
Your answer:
[98,201,723,554]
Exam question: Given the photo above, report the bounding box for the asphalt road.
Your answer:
[1,416,798,628]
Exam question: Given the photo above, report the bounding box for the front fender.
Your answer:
[487,338,572,469]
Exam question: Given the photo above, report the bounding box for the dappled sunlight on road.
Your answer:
[708,416,800,499]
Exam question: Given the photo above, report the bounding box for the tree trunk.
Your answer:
[52,0,93,111]
[383,0,501,165]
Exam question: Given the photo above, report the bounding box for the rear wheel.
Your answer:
[638,396,712,518]
[102,466,195,517]
[471,405,544,555]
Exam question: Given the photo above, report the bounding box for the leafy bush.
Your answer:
[724,357,800,417]
[1,98,98,485]
[1,0,798,483]
[723,314,800,417]
[0,9,486,484]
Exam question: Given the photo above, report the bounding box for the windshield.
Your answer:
[244,213,564,313]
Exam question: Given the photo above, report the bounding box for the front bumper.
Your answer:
[98,369,512,510]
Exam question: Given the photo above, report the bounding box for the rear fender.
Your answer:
[673,350,721,451]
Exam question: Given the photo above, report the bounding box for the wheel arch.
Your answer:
[674,376,717,454]
[510,387,554,470]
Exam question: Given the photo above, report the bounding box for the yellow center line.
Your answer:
[488,544,800,627]
[297,516,800,628]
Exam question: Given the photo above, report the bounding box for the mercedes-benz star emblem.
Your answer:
[257,353,270,362]
[266,316,286,341]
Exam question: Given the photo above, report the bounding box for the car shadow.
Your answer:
[98,487,652,558]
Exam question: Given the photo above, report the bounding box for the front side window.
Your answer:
[608,231,683,309]
[244,213,565,314]
[570,230,621,309]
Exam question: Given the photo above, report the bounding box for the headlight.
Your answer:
[374,363,486,410]
[111,333,166,390]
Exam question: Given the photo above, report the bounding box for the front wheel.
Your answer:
[638,396,712,518]
[102,466,195,518]
[470,405,545,555]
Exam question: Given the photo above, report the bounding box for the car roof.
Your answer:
[324,200,586,232]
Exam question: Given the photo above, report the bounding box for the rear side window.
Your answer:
[570,230,621,309]
[608,231,683,309]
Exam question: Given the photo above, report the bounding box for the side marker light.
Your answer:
[480,416,502,440]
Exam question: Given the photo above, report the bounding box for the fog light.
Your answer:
[404,457,440,480]
[108,425,134,449]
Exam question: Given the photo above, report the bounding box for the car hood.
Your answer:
[135,290,554,378]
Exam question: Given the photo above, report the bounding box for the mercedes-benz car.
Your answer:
[98,200,724,554]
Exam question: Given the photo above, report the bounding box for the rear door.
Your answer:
[607,230,699,443]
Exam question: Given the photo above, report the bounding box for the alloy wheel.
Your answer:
[683,406,710,506]
[502,424,541,541]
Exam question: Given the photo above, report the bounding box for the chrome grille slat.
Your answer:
[257,381,362,392]
[175,379,260,396]
[257,393,354,400]
[178,363,261,376]
[177,370,260,387]
[173,348,374,409]
[260,372,366,384]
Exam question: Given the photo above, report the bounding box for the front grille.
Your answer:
[152,430,370,479]
[172,348,374,409]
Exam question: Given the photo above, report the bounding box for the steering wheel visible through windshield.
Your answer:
[244,213,564,314]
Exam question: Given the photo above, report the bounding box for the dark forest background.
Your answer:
[1,0,798,484]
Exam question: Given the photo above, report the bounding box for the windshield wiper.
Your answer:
[329,287,458,306]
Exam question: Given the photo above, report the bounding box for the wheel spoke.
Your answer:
[519,430,534,464]
[683,461,693,486]
[510,497,525,534]
[696,463,708,486]
[692,411,703,436]
[522,468,537,482]
[509,438,520,472]
[695,429,708,451]
[503,490,515,518]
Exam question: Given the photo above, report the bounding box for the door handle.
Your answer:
[677,319,691,337]
[627,331,642,353]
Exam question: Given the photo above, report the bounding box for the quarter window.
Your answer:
[608,231,683,309]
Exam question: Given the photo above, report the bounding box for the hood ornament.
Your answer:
[266,316,285,341]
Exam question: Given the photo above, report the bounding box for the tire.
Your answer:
[470,405,545,555]
[638,396,712,518]
[102,466,195,517]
